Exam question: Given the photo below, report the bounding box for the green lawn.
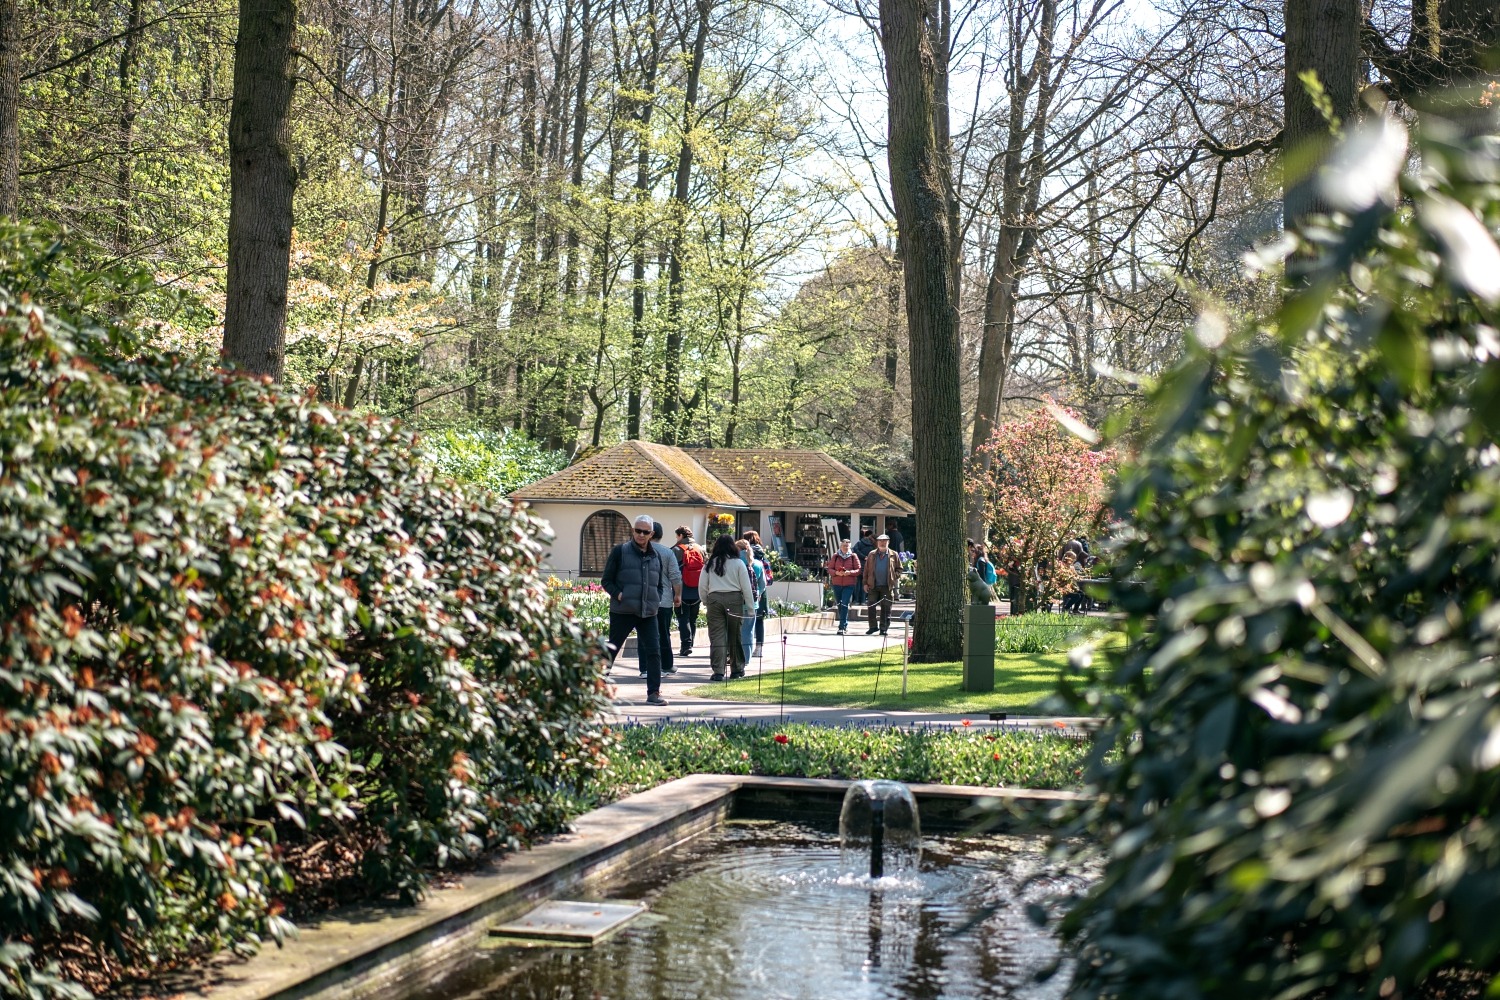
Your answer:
[684,648,1084,714]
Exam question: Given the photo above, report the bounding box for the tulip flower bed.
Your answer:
[599,722,1091,796]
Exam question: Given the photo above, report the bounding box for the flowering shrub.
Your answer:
[968,406,1116,614]
[547,577,612,633]
[706,512,736,541]
[0,238,611,997]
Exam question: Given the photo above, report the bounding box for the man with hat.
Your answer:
[862,533,904,635]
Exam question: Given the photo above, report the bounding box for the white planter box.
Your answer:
[767,580,825,609]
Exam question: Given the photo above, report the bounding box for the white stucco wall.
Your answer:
[520,503,711,578]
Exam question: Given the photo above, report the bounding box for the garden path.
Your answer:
[606,598,1102,733]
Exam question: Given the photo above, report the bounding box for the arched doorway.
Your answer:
[580,510,630,575]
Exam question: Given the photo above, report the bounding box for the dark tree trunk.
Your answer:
[880,0,964,663]
[223,0,299,381]
[626,0,661,440]
[881,246,900,445]
[1284,0,1360,235]
[657,0,711,445]
[0,0,21,217]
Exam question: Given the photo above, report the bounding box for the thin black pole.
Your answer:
[779,633,788,723]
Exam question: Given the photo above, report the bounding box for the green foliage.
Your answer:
[0,242,611,997]
[421,427,567,496]
[994,612,1111,654]
[1060,118,1500,998]
[602,723,1089,796]
[763,548,809,582]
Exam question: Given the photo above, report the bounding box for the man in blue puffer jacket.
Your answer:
[601,514,670,705]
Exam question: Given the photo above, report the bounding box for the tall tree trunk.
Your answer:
[114,0,143,250]
[0,0,17,217]
[626,0,661,440]
[967,0,1057,542]
[223,0,299,381]
[1283,0,1360,236]
[657,0,711,445]
[881,0,964,663]
[880,244,900,445]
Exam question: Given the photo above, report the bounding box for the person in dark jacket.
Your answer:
[601,514,669,705]
[851,527,875,606]
[650,522,683,678]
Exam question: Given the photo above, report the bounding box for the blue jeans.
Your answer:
[608,611,662,697]
[740,608,755,664]
[833,584,855,629]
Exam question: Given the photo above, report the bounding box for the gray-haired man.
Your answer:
[600,515,669,705]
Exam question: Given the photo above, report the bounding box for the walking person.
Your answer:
[851,527,875,607]
[742,530,771,654]
[736,539,766,664]
[600,515,670,706]
[824,537,862,635]
[671,526,705,655]
[650,522,683,675]
[862,533,904,635]
[700,534,754,681]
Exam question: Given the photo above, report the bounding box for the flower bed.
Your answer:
[598,721,1090,797]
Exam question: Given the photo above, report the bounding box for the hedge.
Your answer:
[0,232,612,997]
[1059,115,1500,997]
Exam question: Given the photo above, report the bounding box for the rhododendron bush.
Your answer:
[968,406,1116,614]
[0,234,612,997]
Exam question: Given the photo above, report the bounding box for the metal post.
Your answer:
[901,618,909,698]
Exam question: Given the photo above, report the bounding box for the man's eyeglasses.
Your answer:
[633,528,652,535]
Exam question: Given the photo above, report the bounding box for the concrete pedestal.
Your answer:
[962,603,996,692]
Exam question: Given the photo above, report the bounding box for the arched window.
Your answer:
[580,510,630,575]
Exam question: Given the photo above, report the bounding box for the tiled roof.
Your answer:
[514,442,914,513]
[687,449,914,513]
[513,441,746,506]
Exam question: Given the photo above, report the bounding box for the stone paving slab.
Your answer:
[490,899,647,944]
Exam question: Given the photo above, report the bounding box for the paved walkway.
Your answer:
[603,600,1102,733]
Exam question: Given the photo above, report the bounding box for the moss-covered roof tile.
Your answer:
[513,441,745,506]
[514,442,914,513]
[686,449,913,512]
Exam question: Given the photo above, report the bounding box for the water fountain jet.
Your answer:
[840,779,921,879]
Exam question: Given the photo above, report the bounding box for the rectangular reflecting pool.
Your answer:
[429,821,1090,1000]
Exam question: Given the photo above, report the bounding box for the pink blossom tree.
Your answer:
[968,404,1117,614]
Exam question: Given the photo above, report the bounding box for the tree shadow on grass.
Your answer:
[689,652,1071,714]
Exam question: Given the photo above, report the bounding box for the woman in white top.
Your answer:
[701,534,755,680]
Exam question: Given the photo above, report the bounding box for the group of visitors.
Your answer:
[1057,536,1097,612]
[600,518,777,697]
[822,531,904,636]
[962,534,1098,613]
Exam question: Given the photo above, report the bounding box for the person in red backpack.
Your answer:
[672,526,706,656]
